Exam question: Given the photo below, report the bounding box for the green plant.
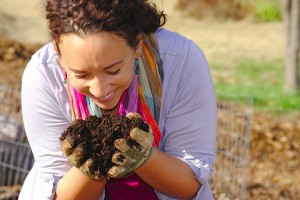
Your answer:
[254,0,282,22]
[211,57,300,114]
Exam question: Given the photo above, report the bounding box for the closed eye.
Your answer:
[74,73,89,79]
[107,68,121,75]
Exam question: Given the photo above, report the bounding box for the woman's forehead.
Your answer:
[58,32,133,70]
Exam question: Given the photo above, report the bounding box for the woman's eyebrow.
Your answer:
[68,60,123,73]
[103,60,123,70]
[68,68,87,73]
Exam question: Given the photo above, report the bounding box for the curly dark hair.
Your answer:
[45,0,166,47]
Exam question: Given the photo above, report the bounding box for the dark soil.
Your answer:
[60,114,149,179]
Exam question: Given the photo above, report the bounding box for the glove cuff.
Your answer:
[134,146,153,170]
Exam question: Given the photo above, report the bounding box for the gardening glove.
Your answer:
[60,113,154,180]
[61,136,108,180]
[107,113,154,179]
[60,127,90,168]
[60,118,106,180]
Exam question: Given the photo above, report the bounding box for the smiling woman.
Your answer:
[58,32,138,114]
[19,0,217,200]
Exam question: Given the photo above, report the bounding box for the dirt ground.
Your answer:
[0,1,299,200]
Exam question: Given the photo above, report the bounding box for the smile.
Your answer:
[98,91,115,102]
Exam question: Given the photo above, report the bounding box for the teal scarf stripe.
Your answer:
[138,59,155,116]
[86,96,102,117]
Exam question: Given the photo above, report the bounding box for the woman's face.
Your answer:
[58,32,142,113]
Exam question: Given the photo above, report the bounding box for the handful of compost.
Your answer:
[60,113,154,180]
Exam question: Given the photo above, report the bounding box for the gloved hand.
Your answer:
[107,113,154,179]
[60,119,106,180]
[60,113,154,180]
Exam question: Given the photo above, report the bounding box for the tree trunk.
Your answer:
[282,0,300,92]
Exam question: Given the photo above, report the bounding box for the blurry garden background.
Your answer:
[0,0,299,199]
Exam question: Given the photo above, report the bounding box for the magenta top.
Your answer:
[105,174,159,199]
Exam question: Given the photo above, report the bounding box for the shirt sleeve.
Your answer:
[158,37,217,199]
[19,46,73,200]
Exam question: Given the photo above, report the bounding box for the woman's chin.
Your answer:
[98,102,120,114]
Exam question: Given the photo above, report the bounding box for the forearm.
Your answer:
[55,167,106,200]
[135,148,201,199]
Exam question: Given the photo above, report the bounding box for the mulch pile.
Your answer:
[247,112,300,200]
[0,36,41,89]
[0,36,299,199]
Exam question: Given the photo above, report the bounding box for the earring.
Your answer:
[63,70,67,84]
[134,59,139,74]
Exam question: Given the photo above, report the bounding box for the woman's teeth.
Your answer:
[99,91,114,101]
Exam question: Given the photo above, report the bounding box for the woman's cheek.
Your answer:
[69,78,87,92]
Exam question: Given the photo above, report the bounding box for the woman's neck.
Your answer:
[101,103,120,115]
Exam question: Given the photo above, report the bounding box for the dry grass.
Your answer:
[175,0,253,20]
[152,0,284,67]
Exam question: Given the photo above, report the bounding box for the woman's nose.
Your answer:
[88,77,108,98]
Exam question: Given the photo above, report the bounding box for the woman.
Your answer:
[19,0,217,199]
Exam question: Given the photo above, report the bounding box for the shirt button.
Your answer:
[44,177,50,183]
[200,160,207,166]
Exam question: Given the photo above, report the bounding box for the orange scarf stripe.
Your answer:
[142,43,163,105]
[143,43,158,77]
[138,83,146,104]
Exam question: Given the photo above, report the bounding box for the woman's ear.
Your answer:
[134,34,144,59]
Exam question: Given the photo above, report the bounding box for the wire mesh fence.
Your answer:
[0,85,34,200]
[211,94,253,200]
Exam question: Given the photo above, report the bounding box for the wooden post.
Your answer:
[282,0,300,92]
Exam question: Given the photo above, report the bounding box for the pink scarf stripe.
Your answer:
[118,74,139,117]
[72,88,90,119]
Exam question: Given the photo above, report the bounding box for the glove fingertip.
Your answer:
[114,138,129,152]
[108,166,126,178]
[61,135,77,156]
[130,127,154,149]
[68,143,89,168]
[126,112,142,119]
[111,152,127,165]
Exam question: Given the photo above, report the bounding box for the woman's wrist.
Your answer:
[134,147,157,174]
[55,167,107,200]
[133,148,200,199]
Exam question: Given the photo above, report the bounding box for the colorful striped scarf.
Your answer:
[65,33,163,146]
